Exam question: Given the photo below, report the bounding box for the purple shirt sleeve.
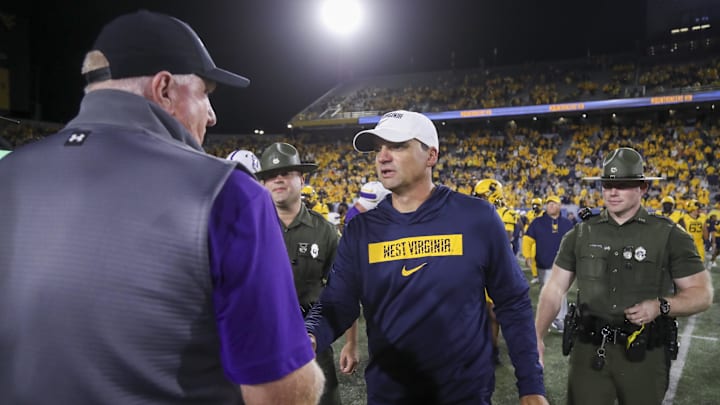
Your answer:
[344,206,361,225]
[208,170,315,385]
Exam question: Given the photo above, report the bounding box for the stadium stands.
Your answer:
[292,54,719,125]
[4,54,718,218]
[204,114,720,218]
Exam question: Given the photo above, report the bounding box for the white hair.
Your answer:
[81,50,196,95]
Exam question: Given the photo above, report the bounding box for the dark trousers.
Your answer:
[568,341,669,405]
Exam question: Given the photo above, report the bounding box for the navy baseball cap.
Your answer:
[85,10,250,88]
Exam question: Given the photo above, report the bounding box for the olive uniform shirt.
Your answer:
[554,207,704,324]
[281,203,339,309]
[280,203,341,405]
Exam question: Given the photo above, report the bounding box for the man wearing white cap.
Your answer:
[344,180,391,225]
[306,110,548,404]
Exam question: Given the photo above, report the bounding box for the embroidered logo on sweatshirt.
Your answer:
[401,262,428,277]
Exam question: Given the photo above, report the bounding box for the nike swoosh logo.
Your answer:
[401,262,428,277]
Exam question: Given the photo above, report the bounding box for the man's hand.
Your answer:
[520,394,549,405]
[624,299,660,326]
[339,341,360,374]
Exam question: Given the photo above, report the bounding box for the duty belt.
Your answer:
[577,325,633,345]
[576,315,663,347]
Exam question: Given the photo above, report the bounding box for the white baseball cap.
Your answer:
[226,149,261,174]
[353,110,439,152]
[356,181,391,210]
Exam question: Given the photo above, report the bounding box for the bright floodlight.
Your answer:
[321,0,363,37]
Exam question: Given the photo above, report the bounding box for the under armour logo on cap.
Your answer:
[65,131,90,146]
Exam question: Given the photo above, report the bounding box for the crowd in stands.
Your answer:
[295,55,720,122]
[5,116,715,218]
[3,53,719,220]
[0,121,62,149]
[204,117,720,218]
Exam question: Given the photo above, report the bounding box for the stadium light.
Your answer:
[320,0,363,38]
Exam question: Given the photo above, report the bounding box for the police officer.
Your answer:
[257,142,358,405]
[535,147,713,405]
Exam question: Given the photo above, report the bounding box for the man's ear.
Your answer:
[427,147,439,167]
[147,71,174,111]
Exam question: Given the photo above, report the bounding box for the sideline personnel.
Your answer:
[307,110,548,405]
[257,142,359,405]
[0,11,323,405]
[523,195,574,332]
[535,147,712,405]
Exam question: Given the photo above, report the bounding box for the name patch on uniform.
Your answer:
[368,234,463,264]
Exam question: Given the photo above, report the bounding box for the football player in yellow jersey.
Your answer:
[658,195,683,223]
[301,185,330,218]
[524,197,544,284]
[679,199,707,262]
[525,198,544,228]
[473,178,519,364]
[474,179,518,239]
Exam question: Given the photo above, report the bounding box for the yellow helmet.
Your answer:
[661,196,675,205]
[686,199,701,212]
[301,185,316,200]
[531,197,543,207]
[474,179,504,206]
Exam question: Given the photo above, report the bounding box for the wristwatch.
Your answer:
[658,297,671,316]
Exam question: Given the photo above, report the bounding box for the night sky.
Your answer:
[6,0,647,134]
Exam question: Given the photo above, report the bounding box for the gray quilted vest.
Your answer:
[0,91,242,404]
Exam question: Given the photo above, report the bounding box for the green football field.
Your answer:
[330,260,720,404]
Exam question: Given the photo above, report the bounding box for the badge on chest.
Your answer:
[297,242,320,259]
[623,245,647,262]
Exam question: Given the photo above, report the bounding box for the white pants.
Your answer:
[539,268,567,324]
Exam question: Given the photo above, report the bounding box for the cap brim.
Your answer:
[582,176,664,181]
[201,67,250,88]
[353,128,414,152]
[255,163,318,178]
